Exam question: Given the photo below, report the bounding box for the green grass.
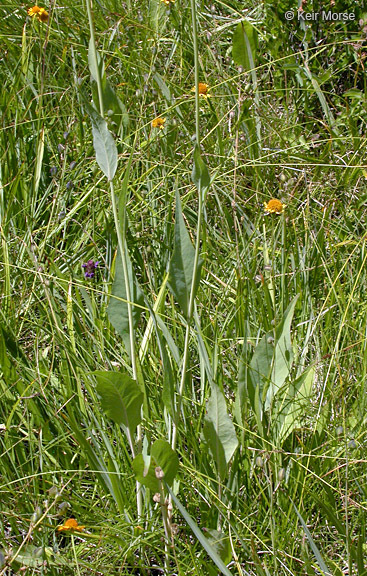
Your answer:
[1,0,367,574]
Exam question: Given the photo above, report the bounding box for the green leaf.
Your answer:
[239,295,299,434]
[293,503,332,576]
[86,103,118,181]
[265,295,299,410]
[154,72,172,102]
[167,487,233,576]
[247,334,273,425]
[192,145,210,193]
[274,366,314,445]
[88,38,105,86]
[93,370,143,434]
[232,21,258,72]
[132,440,179,492]
[168,191,202,319]
[203,384,238,479]
[101,79,129,136]
[204,530,232,566]
[107,249,144,355]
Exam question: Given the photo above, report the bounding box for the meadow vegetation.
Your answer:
[1,0,367,574]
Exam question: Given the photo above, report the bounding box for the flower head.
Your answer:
[161,0,175,4]
[191,82,210,98]
[151,117,166,129]
[57,518,85,533]
[82,260,99,278]
[264,199,285,215]
[28,6,49,22]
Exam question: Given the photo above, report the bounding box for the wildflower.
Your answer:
[151,117,166,129]
[28,6,49,22]
[49,166,57,177]
[82,260,99,278]
[191,82,210,98]
[161,0,174,4]
[57,518,85,533]
[264,199,285,215]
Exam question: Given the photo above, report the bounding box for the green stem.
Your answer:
[85,0,104,117]
[190,0,200,147]
[172,0,203,452]
[109,158,142,522]
[85,0,141,519]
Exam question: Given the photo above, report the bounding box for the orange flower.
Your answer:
[28,6,49,22]
[57,518,85,533]
[151,117,166,129]
[191,82,210,98]
[264,199,285,215]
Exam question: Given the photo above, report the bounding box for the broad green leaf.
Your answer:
[86,103,118,181]
[203,384,238,479]
[192,145,210,193]
[168,191,202,319]
[239,295,299,434]
[232,21,258,72]
[265,295,299,410]
[88,38,105,85]
[274,366,314,446]
[167,487,233,576]
[107,249,144,356]
[149,0,165,37]
[247,334,273,424]
[132,440,179,492]
[88,40,128,135]
[204,530,232,566]
[154,72,171,102]
[93,370,143,434]
[100,79,129,136]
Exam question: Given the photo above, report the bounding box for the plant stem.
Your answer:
[85,0,142,519]
[172,0,203,452]
[85,0,104,117]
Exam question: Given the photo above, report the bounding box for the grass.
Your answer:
[1,0,367,574]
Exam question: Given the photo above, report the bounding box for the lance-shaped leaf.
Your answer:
[86,102,118,181]
[192,145,210,193]
[203,384,238,479]
[273,366,314,446]
[168,191,202,319]
[265,295,299,410]
[93,370,143,435]
[167,487,233,576]
[107,249,144,356]
[232,20,258,72]
[132,440,179,492]
[88,41,129,136]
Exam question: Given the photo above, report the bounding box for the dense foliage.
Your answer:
[1,0,366,574]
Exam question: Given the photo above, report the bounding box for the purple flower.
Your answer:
[82,260,99,278]
[50,166,58,177]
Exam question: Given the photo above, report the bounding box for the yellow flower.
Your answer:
[191,82,210,98]
[28,6,49,22]
[151,117,166,129]
[264,199,285,215]
[57,518,85,533]
[161,0,174,4]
